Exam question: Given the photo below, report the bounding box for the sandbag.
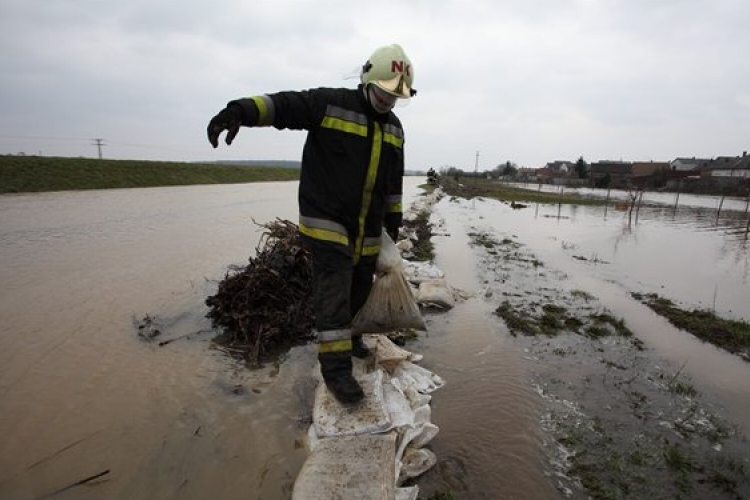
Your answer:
[299,318,444,498]
[352,231,426,334]
[402,260,445,285]
[398,448,438,485]
[313,370,391,438]
[416,278,455,310]
[292,433,397,500]
[391,361,445,394]
[372,335,424,366]
[395,486,419,500]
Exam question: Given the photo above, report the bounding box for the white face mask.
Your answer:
[368,84,398,114]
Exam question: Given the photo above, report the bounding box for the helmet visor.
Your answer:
[374,74,413,99]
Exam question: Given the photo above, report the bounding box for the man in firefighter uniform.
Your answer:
[207,44,416,404]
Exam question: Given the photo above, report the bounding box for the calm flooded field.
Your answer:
[1,179,748,499]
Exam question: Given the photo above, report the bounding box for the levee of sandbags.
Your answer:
[292,336,444,500]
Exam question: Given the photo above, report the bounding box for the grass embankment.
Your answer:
[0,155,300,193]
[440,177,607,206]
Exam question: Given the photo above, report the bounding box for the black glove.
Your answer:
[207,104,243,148]
[386,227,399,242]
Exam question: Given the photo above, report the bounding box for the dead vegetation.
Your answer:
[205,219,315,364]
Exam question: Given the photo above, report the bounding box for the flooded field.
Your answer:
[415,192,750,498]
[1,179,748,499]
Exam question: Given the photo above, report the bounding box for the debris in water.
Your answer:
[135,314,161,341]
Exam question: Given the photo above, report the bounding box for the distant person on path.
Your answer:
[427,167,438,185]
[207,44,417,405]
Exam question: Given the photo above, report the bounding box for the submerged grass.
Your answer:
[403,208,435,262]
[632,292,750,361]
[496,298,635,341]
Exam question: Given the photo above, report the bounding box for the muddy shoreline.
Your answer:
[418,189,750,499]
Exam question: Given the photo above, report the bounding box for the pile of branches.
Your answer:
[206,219,315,363]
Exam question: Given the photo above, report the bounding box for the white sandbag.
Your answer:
[313,370,391,438]
[397,448,438,485]
[396,238,414,253]
[416,279,455,310]
[402,261,445,285]
[306,424,319,453]
[373,335,424,365]
[412,403,432,427]
[395,406,438,464]
[391,361,445,394]
[352,232,426,334]
[401,384,432,409]
[395,486,419,500]
[382,379,416,431]
[292,433,397,500]
[409,421,439,449]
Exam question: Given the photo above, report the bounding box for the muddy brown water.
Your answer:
[1,179,749,499]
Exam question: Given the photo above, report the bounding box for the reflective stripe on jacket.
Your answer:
[232,85,404,263]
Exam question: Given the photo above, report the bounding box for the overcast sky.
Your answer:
[1,0,749,170]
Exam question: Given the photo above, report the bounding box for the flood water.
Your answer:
[1,179,749,499]
[437,192,750,430]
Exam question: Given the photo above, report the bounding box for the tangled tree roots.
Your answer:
[205,219,315,364]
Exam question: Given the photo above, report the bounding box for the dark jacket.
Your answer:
[231,84,404,263]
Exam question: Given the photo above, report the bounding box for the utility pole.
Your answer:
[92,138,106,159]
[474,151,480,179]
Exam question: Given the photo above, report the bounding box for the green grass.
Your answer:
[0,155,300,193]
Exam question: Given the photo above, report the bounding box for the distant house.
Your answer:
[535,166,554,183]
[545,160,573,174]
[698,153,750,193]
[589,161,632,189]
[666,152,750,194]
[631,161,670,188]
[670,157,711,172]
[517,167,538,182]
[702,154,750,179]
[540,160,589,186]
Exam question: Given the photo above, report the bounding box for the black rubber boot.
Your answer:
[318,351,364,405]
[351,334,371,359]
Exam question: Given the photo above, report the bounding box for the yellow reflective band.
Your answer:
[354,122,382,264]
[317,339,353,353]
[251,96,272,126]
[384,133,403,148]
[299,222,349,246]
[321,116,368,137]
[388,202,402,213]
[362,243,381,257]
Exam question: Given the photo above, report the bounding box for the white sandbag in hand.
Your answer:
[352,230,426,334]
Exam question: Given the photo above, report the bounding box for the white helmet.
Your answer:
[360,44,416,98]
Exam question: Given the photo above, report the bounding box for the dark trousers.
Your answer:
[303,235,377,333]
